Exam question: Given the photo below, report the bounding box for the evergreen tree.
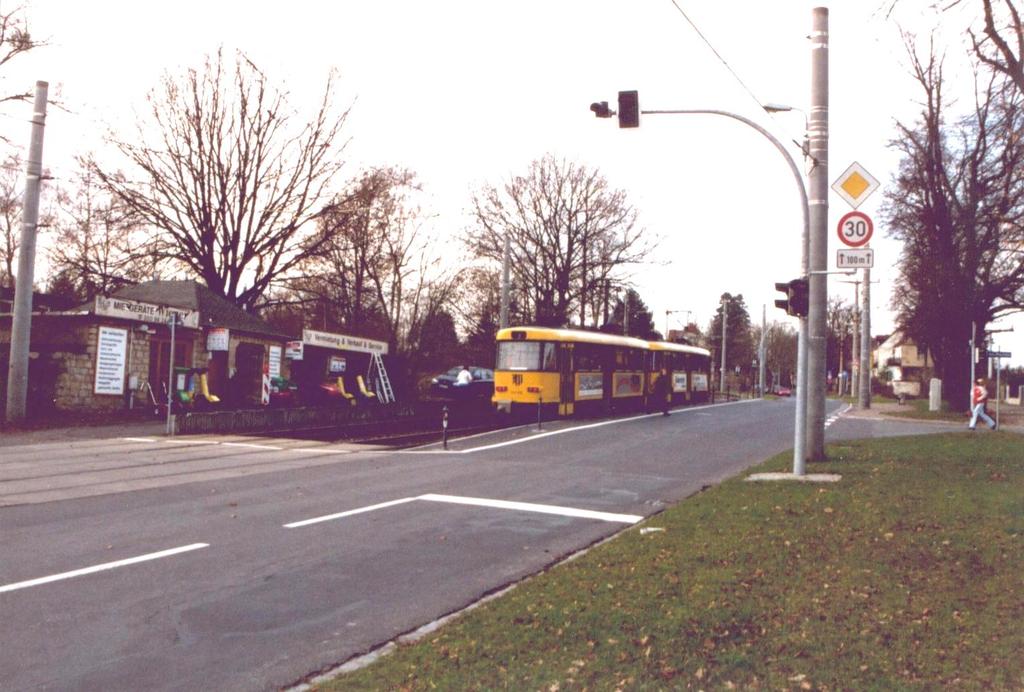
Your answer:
[603,288,660,339]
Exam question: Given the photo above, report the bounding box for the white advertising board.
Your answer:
[206,328,230,352]
[94,326,128,395]
[302,329,389,355]
[268,346,282,378]
[94,296,199,328]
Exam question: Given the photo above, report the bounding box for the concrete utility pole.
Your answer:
[719,297,728,394]
[807,8,829,459]
[858,267,871,409]
[5,81,49,424]
[500,233,510,329]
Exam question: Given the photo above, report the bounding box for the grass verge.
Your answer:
[318,432,1024,690]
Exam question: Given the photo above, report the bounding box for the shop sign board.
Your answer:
[302,329,389,355]
[268,345,282,378]
[94,326,128,395]
[328,356,347,373]
[94,296,199,328]
[206,327,229,351]
[285,340,304,360]
[692,373,709,392]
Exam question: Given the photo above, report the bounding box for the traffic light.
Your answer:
[618,90,639,128]
[789,278,808,317]
[774,278,809,317]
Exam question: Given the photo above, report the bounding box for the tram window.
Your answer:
[574,343,601,371]
[541,342,558,371]
[497,341,540,370]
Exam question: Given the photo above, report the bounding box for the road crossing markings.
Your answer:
[0,543,209,594]
[221,442,282,450]
[284,493,644,529]
[826,404,853,429]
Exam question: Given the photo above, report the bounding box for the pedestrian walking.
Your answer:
[652,367,672,416]
[968,378,996,431]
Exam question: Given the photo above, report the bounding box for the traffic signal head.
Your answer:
[774,278,809,317]
[789,278,808,317]
[618,90,639,128]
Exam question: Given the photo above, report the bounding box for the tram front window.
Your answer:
[497,342,558,371]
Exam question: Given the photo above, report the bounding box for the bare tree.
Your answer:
[279,167,461,357]
[968,0,1024,95]
[0,6,42,111]
[47,158,154,300]
[0,153,21,288]
[94,49,350,310]
[883,34,1024,407]
[467,155,652,327]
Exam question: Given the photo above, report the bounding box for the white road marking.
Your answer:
[418,493,643,524]
[287,447,353,454]
[221,442,282,450]
[164,439,220,445]
[452,399,760,454]
[121,437,159,443]
[0,543,209,594]
[283,497,419,528]
[285,493,644,529]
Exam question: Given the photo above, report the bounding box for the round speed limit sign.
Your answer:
[837,211,873,248]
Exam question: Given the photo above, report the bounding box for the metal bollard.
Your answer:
[442,405,449,449]
[537,393,543,431]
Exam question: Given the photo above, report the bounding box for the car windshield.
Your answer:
[444,367,461,377]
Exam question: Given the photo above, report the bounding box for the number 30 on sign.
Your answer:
[837,211,873,248]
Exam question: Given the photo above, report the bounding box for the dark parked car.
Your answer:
[430,366,494,400]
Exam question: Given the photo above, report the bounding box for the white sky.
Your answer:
[4,0,1022,367]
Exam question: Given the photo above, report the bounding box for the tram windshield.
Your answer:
[497,341,558,371]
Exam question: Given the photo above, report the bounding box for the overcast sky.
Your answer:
[4,0,1022,367]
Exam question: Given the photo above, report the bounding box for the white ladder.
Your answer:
[369,352,395,403]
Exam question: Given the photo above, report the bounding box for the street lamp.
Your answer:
[590,102,813,475]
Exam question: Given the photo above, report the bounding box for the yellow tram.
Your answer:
[492,326,712,417]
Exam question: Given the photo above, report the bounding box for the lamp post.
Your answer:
[595,105,812,475]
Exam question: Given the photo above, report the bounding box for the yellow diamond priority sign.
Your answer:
[832,162,879,209]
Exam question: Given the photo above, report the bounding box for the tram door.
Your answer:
[558,343,574,415]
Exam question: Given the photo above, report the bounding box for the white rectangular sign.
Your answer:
[94,326,128,395]
[837,248,874,269]
[94,296,199,328]
[268,345,282,378]
[302,329,389,355]
[206,328,229,352]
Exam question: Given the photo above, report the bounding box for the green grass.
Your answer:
[319,433,1024,691]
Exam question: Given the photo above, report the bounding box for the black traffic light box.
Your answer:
[618,91,639,128]
[774,278,809,317]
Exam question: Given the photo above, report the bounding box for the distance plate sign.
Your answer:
[837,211,873,248]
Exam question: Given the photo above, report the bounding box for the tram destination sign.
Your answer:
[836,248,874,269]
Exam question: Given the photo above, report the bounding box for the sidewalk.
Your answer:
[839,398,1024,430]
[0,418,168,447]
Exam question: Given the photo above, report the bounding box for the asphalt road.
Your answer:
[0,398,964,691]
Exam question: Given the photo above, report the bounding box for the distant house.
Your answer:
[873,331,932,397]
